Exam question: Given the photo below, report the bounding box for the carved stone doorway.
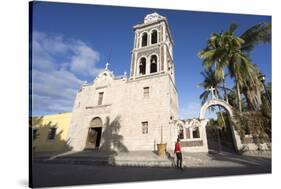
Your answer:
[85,117,102,150]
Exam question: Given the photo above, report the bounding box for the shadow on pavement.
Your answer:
[32,160,271,188]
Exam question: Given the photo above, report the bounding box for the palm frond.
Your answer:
[228,23,238,34]
[240,22,271,52]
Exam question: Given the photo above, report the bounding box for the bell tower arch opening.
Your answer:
[129,12,175,82]
[151,29,158,44]
[141,32,148,47]
[150,55,158,73]
[139,57,146,75]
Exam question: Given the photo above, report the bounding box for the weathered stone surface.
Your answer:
[181,140,203,147]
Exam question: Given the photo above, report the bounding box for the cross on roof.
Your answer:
[208,86,216,99]
[105,62,109,70]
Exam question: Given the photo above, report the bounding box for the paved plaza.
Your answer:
[31,151,271,188]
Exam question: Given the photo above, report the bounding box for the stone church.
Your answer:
[67,12,256,153]
[67,13,180,152]
[33,13,264,154]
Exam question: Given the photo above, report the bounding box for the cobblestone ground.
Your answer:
[31,151,271,188]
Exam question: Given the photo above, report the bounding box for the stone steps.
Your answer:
[112,151,176,167]
[33,151,112,166]
[33,151,177,167]
[113,159,174,167]
[33,158,109,166]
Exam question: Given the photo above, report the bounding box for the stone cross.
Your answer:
[209,86,216,99]
[105,62,109,70]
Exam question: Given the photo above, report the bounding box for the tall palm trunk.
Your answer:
[246,89,262,111]
[236,81,242,112]
[218,106,226,127]
[215,90,227,128]
[222,78,229,103]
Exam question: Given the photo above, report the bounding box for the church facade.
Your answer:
[32,13,266,154]
[67,13,180,152]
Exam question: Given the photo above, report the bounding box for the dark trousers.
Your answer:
[176,152,182,168]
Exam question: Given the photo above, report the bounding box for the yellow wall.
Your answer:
[31,112,72,153]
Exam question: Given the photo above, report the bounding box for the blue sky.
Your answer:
[31,2,271,118]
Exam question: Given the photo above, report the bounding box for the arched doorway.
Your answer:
[200,99,243,152]
[85,117,103,149]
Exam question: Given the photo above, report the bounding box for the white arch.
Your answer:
[175,120,185,127]
[199,99,233,119]
[199,98,243,151]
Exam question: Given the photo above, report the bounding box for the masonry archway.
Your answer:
[85,117,103,150]
[199,99,243,152]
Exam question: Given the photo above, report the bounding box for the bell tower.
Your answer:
[129,13,175,83]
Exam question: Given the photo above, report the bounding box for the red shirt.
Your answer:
[175,142,181,153]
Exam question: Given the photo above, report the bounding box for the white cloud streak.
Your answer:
[31,31,102,115]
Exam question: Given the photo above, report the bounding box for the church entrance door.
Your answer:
[85,117,102,150]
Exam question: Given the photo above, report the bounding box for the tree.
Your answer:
[199,22,271,112]
[198,68,223,105]
[198,68,228,128]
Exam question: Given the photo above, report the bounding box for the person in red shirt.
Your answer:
[174,138,183,169]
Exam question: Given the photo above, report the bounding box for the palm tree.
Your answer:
[198,68,223,105]
[199,22,271,112]
[198,68,228,131]
[199,24,249,111]
[240,22,271,54]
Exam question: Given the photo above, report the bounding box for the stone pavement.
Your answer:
[33,150,271,169]
[31,152,271,188]
[181,150,271,168]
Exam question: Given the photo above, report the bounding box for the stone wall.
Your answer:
[67,71,179,152]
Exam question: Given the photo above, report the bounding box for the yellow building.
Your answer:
[31,112,72,153]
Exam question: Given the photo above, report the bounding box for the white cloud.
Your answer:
[31,31,102,115]
[69,42,103,76]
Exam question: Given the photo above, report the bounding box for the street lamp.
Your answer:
[259,74,271,106]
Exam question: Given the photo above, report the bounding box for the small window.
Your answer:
[143,87,149,97]
[192,127,200,138]
[142,122,148,134]
[47,127,57,140]
[32,128,39,140]
[178,125,184,139]
[98,92,104,105]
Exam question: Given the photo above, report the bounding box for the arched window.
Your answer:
[151,30,158,44]
[150,55,157,73]
[178,124,184,139]
[139,57,146,75]
[141,32,148,47]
